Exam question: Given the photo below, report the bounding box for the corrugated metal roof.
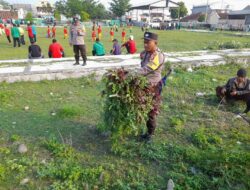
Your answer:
[229,10,250,15]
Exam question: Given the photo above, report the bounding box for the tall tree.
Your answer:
[198,14,205,22]
[54,0,108,19]
[42,2,53,13]
[170,1,188,19]
[0,0,9,9]
[109,0,131,18]
[25,12,33,23]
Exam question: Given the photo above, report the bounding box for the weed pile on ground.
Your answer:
[98,68,156,153]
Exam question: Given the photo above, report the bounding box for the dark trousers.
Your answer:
[20,35,25,45]
[6,36,11,43]
[29,37,34,43]
[92,50,104,56]
[73,45,87,63]
[125,44,130,54]
[146,83,162,135]
[33,34,37,42]
[216,86,250,113]
[48,51,65,58]
[13,37,20,47]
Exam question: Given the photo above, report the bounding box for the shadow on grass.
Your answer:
[0,109,111,156]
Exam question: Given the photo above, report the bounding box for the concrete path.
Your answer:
[0,49,249,83]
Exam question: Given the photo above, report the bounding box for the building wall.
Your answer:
[192,6,211,14]
[0,10,18,19]
[207,11,219,25]
[228,19,246,30]
[127,8,171,22]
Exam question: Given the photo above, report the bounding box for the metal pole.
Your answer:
[221,0,224,10]
[149,5,151,22]
[178,5,180,24]
[205,0,209,23]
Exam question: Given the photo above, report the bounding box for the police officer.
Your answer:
[69,17,87,66]
[139,32,165,141]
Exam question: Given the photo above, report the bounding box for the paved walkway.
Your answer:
[0,49,249,83]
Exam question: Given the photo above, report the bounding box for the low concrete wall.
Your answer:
[0,49,249,83]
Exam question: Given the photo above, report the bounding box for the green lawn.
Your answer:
[0,62,249,189]
[0,27,250,60]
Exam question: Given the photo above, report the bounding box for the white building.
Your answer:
[127,0,178,22]
[36,0,54,18]
[12,4,37,18]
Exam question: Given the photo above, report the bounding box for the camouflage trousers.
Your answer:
[146,82,162,135]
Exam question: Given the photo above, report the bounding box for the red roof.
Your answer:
[217,12,228,19]
[0,11,18,19]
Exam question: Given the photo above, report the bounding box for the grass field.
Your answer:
[0,27,250,60]
[0,61,249,189]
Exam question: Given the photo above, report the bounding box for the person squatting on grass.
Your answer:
[138,32,165,141]
[216,68,250,114]
[121,35,137,54]
[69,17,87,66]
[92,38,105,56]
[48,39,65,58]
[28,41,44,59]
[110,39,121,55]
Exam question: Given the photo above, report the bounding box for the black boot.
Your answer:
[140,133,152,141]
[74,56,79,65]
[82,57,87,66]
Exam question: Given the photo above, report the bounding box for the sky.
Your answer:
[5,0,250,12]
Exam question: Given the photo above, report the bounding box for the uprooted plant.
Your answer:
[98,68,156,153]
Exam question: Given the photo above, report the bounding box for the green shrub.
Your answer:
[57,106,81,118]
[204,40,246,50]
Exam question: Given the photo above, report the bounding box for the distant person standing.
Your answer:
[11,24,21,47]
[48,39,65,58]
[129,23,133,33]
[18,24,25,45]
[32,23,37,42]
[52,25,56,38]
[121,28,126,43]
[47,26,51,38]
[63,26,68,39]
[27,24,34,43]
[69,17,87,66]
[0,23,4,36]
[91,29,96,42]
[4,24,11,43]
[110,28,114,41]
[97,25,102,40]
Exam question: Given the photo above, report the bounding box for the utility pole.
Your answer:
[221,0,224,10]
[205,0,209,23]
